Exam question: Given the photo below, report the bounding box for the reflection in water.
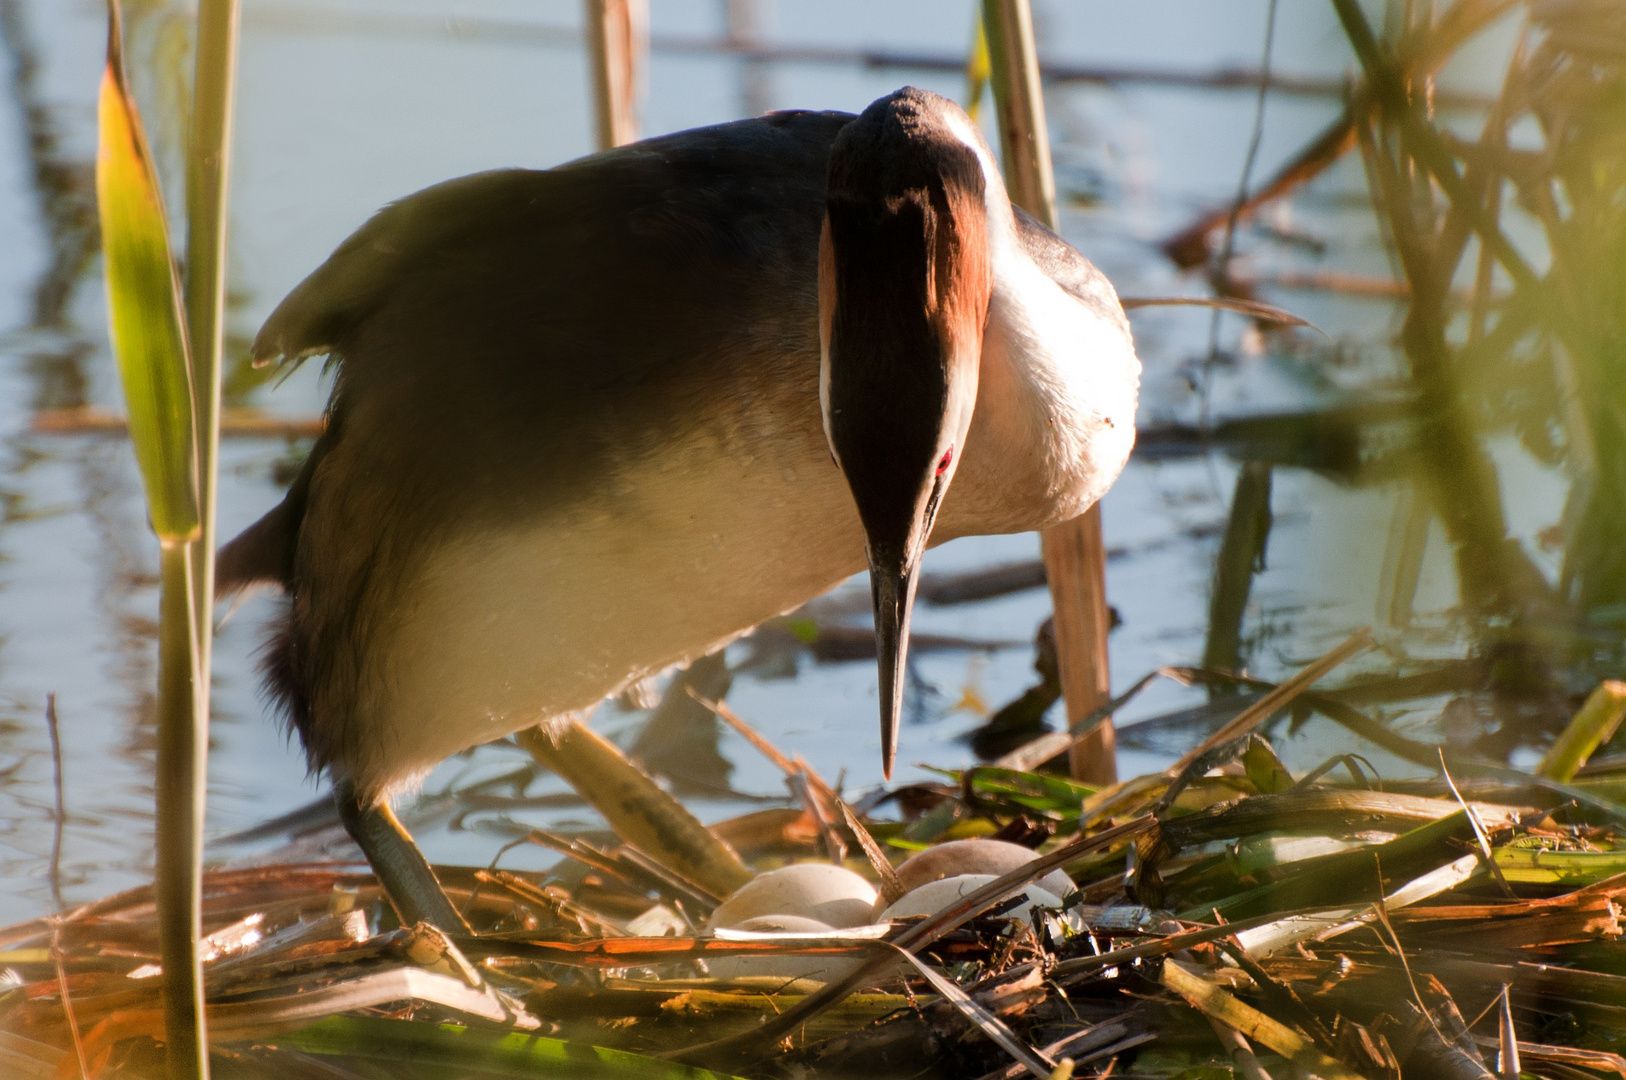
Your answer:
[721,0,772,118]
[0,0,97,397]
[0,1,95,334]
[0,0,169,911]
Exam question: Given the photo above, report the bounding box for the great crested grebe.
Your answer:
[221,87,1139,930]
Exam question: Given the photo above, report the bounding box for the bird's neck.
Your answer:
[940,212,1139,539]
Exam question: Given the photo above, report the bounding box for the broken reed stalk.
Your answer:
[691,690,796,775]
[516,722,753,898]
[46,695,90,1080]
[1537,681,1626,783]
[1498,985,1519,1080]
[584,0,646,150]
[981,0,1117,786]
[688,689,844,827]
[1161,961,1365,1080]
[1201,461,1273,684]
[837,798,905,904]
[885,943,1056,1078]
[46,695,66,913]
[1206,1016,1271,1080]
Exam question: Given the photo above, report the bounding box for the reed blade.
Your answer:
[95,1,197,544]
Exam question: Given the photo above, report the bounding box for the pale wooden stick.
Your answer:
[584,0,647,149]
[517,721,753,898]
[688,690,846,837]
[1207,1016,1275,1080]
[981,0,1117,785]
[1045,507,1117,784]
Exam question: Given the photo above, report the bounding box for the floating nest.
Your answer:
[8,678,1626,1080]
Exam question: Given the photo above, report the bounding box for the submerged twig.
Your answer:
[1167,629,1373,777]
[1206,1016,1272,1080]
[45,694,66,915]
[45,697,87,1080]
[1200,0,1279,430]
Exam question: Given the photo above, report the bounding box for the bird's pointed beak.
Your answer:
[819,88,994,782]
[869,552,918,779]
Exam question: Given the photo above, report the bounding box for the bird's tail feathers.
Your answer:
[216,499,296,599]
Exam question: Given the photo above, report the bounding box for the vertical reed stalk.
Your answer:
[1377,483,1431,627]
[723,0,771,118]
[963,10,990,122]
[167,4,237,1073]
[153,539,205,1079]
[981,0,1117,784]
[980,0,1055,219]
[584,0,646,150]
[183,0,238,687]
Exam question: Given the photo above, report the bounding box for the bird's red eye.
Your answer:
[936,447,954,476]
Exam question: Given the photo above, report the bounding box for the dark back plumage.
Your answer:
[224,111,853,764]
[221,109,856,596]
[217,98,1133,793]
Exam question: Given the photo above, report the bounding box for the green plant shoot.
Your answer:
[95,10,198,544]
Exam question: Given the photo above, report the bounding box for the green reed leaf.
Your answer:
[95,15,198,543]
[277,1016,751,1080]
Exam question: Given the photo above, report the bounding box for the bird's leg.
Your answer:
[333,780,472,934]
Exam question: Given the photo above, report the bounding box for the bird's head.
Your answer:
[819,88,995,778]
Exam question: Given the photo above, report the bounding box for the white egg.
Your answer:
[706,914,863,984]
[878,873,1061,924]
[890,839,1074,906]
[731,914,840,933]
[709,862,879,930]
